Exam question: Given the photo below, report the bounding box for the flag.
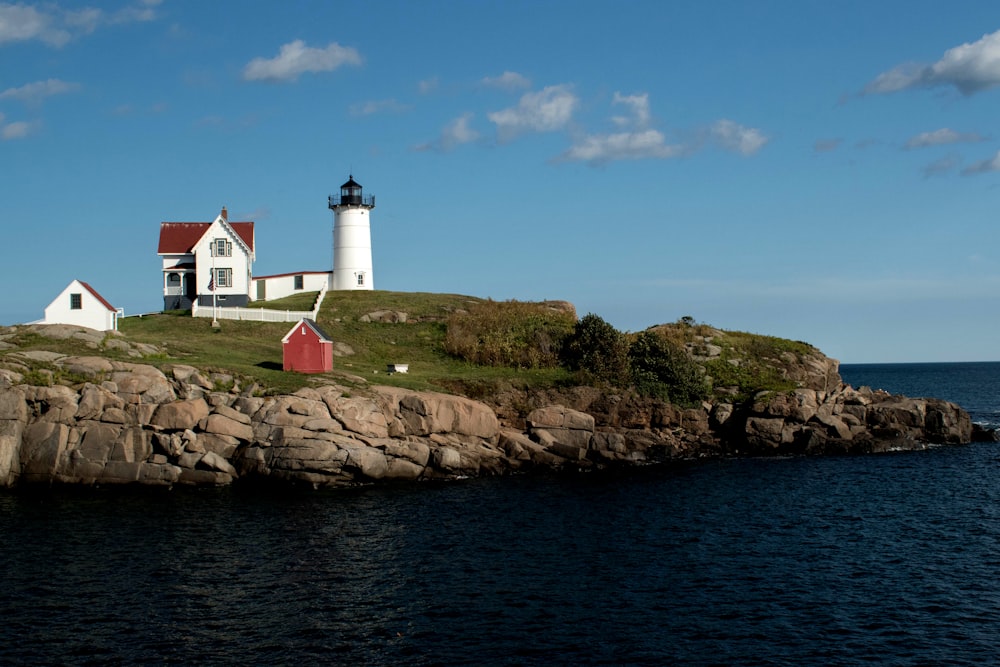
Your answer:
[208,275,215,291]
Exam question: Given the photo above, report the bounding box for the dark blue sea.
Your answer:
[2,363,1000,665]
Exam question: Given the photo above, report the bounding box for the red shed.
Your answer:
[282,318,334,373]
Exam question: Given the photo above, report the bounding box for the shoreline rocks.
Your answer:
[0,354,976,490]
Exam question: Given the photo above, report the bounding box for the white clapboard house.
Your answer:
[158,207,255,311]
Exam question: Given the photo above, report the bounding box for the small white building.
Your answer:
[42,280,121,331]
[158,207,255,311]
[252,271,331,302]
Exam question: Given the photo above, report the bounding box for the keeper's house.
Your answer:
[158,207,255,311]
[282,318,334,373]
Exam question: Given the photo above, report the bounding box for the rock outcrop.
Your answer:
[0,347,975,489]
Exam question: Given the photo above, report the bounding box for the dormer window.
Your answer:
[214,239,232,257]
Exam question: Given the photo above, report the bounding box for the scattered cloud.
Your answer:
[0,1,158,47]
[962,149,1000,175]
[350,98,410,116]
[923,154,961,177]
[562,91,681,164]
[709,119,769,155]
[242,40,362,82]
[481,71,531,91]
[904,128,985,149]
[814,138,842,153]
[865,29,1000,96]
[561,93,767,165]
[488,84,578,142]
[0,78,80,105]
[414,112,480,152]
[418,77,439,95]
[561,129,683,164]
[610,92,651,128]
[2,119,33,139]
[240,205,271,221]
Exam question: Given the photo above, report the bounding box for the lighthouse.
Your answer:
[328,175,375,291]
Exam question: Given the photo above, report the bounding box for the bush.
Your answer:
[444,300,576,369]
[561,313,630,386]
[628,330,708,405]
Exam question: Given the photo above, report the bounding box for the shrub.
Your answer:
[561,313,630,386]
[444,300,576,369]
[628,330,708,405]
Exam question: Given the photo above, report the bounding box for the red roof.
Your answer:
[78,280,117,312]
[158,221,255,254]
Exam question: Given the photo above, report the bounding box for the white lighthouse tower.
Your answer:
[328,175,375,290]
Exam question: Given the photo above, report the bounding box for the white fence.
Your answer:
[193,286,327,323]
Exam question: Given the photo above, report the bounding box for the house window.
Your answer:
[294,275,304,290]
[216,268,233,288]
[70,293,82,310]
[357,273,365,287]
[214,239,232,257]
[167,273,181,287]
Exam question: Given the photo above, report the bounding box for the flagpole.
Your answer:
[211,239,219,327]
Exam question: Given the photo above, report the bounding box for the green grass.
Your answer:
[245,291,319,311]
[6,291,823,401]
[111,291,571,395]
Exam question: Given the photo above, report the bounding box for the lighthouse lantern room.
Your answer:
[328,175,375,291]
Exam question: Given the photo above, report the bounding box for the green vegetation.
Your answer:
[627,330,709,405]
[561,313,630,387]
[444,300,576,369]
[245,291,319,311]
[5,291,821,404]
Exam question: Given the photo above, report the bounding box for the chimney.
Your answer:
[221,206,228,221]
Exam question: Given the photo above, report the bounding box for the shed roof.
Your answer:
[282,318,333,343]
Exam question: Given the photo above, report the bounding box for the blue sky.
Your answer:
[2,0,1000,363]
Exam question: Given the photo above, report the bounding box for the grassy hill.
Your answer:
[5,290,829,402]
[112,291,574,395]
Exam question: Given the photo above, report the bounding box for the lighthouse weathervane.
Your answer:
[328,175,375,290]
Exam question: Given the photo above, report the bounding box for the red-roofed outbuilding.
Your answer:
[282,319,334,373]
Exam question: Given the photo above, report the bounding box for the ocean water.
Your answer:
[1,363,999,665]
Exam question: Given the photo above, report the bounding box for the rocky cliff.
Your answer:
[0,346,974,489]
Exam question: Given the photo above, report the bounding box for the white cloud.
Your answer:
[0,1,157,47]
[904,128,984,149]
[488,85,578,142]
[481,71,531,91]
[414,112,480,152]
[2,119,32,139]
[710,119,769,155]
[866,29,1000,96]
[561,93,766,164]
[0,3,69,46]
[562,129,683,164]
[349,98,409,116]
[610,92,651,128]
[0,78,80,105]
[562,92,681,164]
[418,77,439,94]
[243,40,362,82]
[962,149,1000,175]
